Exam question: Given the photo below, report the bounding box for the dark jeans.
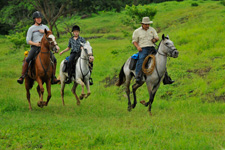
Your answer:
[67,52,80,76]
[26,46,56,63]
[135,46,156,75]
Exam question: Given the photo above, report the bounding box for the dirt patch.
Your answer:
[84,35,103,40]
[106,36,124,40]
[202,93,225,103]
[100,74,118,88]
[187,67,211,77]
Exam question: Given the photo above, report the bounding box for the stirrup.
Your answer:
[51,77,60,84]
[89,78,93,85]
[65,78,71,84]
[17,76,25,84]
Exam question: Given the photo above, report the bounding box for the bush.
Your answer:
[221,0,225,6]
[191,2,199,6]
[6,31,29,50]
[124,4,157,30]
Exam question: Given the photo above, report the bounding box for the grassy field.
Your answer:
[0,0,225,149]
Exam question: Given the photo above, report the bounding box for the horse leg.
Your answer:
[71,82,80,105]
[25,78,32,110]
[44,79,51,106]
[76,79,85,100]
[61,80,66,106]
[84,79,91,99]
[132,82,144,109]
[124,77,132,111]
[36,77,44,108]
[37,85,41,98]
[148,92,156,116]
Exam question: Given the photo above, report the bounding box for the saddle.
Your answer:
[129,52,155,75]
[62,56,78,76]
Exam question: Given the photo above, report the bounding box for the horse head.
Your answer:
[160,34,179,58]
[81,41,94,63]
[43,29,60,53]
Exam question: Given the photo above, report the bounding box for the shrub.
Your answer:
[124,4,157,30]
[221,0,225,6]
[191,2,199,6]
[6,31,29,50]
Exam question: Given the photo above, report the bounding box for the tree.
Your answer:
[28,0,77,38]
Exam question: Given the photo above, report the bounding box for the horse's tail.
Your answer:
[115,63,125,87]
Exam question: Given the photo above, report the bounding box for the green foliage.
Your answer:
[6,31,29,50]
[123,4,157,30]
[191,2,199,6]
[220,0,225,6]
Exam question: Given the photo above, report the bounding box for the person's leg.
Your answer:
[135,48,149,83]
[50,53,60,84]
[163,69,174,85]
[17,46,38,84]
[65,53,76,84]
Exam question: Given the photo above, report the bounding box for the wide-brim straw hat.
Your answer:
[141,17,153,24]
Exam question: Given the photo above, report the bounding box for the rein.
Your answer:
[79,48,92,80]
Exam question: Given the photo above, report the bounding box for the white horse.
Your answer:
[116,34,179,115]
[60,41,94,105]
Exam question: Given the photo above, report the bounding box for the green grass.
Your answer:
[0,0,225,149]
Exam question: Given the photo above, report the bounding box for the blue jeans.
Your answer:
[135,46,156,75]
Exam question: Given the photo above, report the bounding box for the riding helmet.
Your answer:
[72,25,80,32]
[32,11,43,19]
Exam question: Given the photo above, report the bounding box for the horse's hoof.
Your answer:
[37,101,44,108]
[140,100,146,106]
[77,101,80,106]
[149,112,152,116]
[79,94,86,100]
[131,104,136,109]
[127,106,132,112]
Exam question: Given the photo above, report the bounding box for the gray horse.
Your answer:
[60,41,94,106]
[116,34,179,115]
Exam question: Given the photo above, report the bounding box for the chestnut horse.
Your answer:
[25,29,60,110]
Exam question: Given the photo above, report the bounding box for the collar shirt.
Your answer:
[68,36,86,53]
[132,26,158,48]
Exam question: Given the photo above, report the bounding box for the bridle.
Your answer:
[157,40,177,57]
[43,34,58,53]
[80,47,93,61]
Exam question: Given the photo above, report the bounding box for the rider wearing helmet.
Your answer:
[17,11,59,84]
[59,25,93,84]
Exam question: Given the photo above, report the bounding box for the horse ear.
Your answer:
[80,42,84,46]
[166,35,169,39]
[86,41,90,45]
[44,28,48,35]
[162,34,165,40]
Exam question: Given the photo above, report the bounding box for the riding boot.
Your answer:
[163,71,174,85]
[17,61,29,84]
[65,66,72,84]
[51,63,60,84]
[135,71,143,84]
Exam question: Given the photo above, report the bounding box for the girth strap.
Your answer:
[39,55,51,77]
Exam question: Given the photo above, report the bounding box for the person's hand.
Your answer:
[137,46,142,52]
[36,42,41,47]
[59,51,63,56]
[152,38,157,43]
[39,29,44,33]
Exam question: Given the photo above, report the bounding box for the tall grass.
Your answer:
[0,1,225,149]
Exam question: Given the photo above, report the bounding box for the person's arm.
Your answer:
[26,27,41,47]
[28,41,41,47]
[59,47,70,56]
[132,30,142,52]
[133,41,142,52]
[151,28,159,43]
